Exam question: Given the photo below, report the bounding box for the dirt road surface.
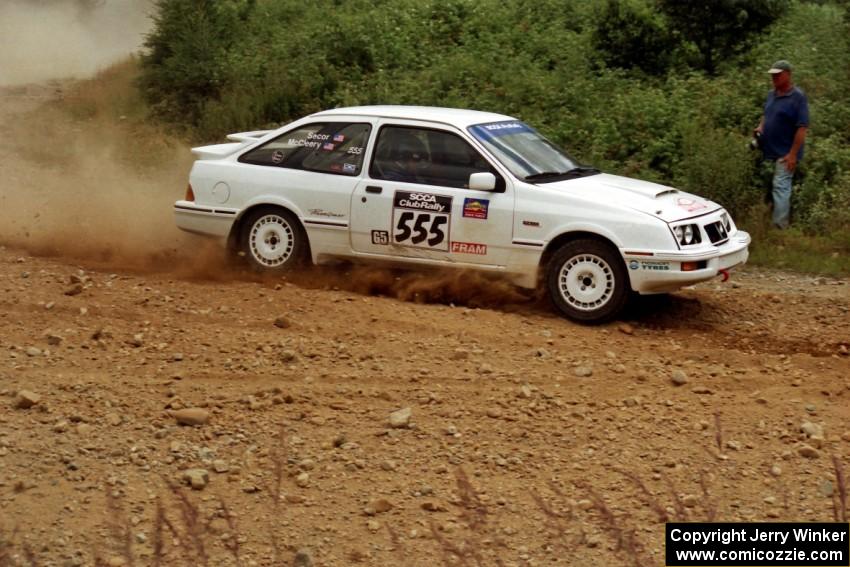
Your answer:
[1,84,849,567]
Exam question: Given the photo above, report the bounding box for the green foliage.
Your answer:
[592,0,673,75]
[658,0,790,74]
[139,0,850,263]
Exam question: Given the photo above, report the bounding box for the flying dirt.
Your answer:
[1,8,849,565]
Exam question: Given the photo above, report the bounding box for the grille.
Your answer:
[704,221,729,245]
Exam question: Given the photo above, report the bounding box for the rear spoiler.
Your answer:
[191,130,274,160]
[226,130,273,142]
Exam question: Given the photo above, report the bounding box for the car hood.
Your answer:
[542,173,721,223]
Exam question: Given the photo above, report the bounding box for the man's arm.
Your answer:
[782,126,807,172]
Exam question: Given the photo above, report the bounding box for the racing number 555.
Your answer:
[395,212,447,247]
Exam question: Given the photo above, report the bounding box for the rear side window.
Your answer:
[239,122,371,175]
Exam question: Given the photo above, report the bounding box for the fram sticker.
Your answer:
[677,197,707,213]
[451,241,487,255]
[271,150,285,164]
[463,198,489,220]
[343,163,357,173]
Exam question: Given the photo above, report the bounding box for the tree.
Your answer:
[593,0,674,75]
[658,0,789,74]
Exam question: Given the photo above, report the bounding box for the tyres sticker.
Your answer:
[392,191,452,251]
[462,198,489,220]
[629,260,670,271]
[451,241,487,255]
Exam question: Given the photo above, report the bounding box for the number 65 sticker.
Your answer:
[392,191,452,251]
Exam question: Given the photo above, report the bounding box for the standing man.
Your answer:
[755,60,809,229]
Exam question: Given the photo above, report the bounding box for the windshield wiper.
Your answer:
[524,171,569,181]
[563,166,601,177]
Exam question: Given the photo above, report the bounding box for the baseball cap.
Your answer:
[767,60,793,74]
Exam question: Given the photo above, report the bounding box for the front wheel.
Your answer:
[239,208,307,273]
[546,239,629,324]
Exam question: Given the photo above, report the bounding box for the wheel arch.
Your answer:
[539,230,626,276]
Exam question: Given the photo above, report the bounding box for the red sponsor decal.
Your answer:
[450,241,487,255]
[677,197,707,212]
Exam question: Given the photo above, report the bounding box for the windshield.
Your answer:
[468,121,597,183]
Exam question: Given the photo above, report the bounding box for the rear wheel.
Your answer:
[239,208,306,272]
[546,239,628,324]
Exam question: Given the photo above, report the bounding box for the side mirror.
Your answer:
[468,172,496,191]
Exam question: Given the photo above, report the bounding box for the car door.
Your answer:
[349,122,514,267]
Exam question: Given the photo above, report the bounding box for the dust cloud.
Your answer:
[0,0,155,87]
[0,1,538,311]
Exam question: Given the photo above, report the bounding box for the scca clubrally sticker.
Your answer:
[392,191,452,251]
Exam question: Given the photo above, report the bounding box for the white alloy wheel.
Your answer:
[557,253,615,311]
[546,239,629,324]
[248,213,296,268]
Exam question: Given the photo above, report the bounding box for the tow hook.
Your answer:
[718,269,730,282]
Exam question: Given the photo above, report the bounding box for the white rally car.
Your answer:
[175,106,750,323]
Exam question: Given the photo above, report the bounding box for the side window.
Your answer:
[239,122,371,175]
[371,126,498,189]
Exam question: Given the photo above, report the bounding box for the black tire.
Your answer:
[546,239,629,324]
[239,207,307,273]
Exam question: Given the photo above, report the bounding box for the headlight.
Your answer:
[671,223,702,246]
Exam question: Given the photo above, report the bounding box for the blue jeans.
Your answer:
[771,160,794,229]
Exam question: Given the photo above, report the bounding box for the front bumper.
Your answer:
[625,231,751,294]
[174,201,238,237]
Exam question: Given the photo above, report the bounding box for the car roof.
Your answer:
[309,105,517,129]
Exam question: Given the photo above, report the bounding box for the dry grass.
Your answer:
[428,467,506,567]
[833,456,847,523]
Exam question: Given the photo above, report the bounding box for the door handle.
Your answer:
[366,186,383,194]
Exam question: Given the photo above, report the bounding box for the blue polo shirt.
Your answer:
[762,86,809,161]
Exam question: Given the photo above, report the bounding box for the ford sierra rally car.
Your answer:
[174,106,750,323]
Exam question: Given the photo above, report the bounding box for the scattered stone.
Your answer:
[106,413,122,427]
[212,460,230,474]
[364,498,393,515]
[292,549,314,567]
[450,349,469,361]
[173,408,209,426]
[182,469,209,490]
[274,317,291,329]
[682,494,699,508]
[65,284,83,296]
[670,369,689,386]
[422,500,447,512]
[25,347,42,357]
[573,366,593,378]
[13,390,41,409]
[46,334,63,346]
[819,480,834,498]
[172,353,184,362]
[725,440,741,451]
[478,363,494,374]
[366,520,381,533]
[798,444,820,459]
[295,473,310,488]
[618,323,634,335]
[769,464,782,477]
[388,407,411,429]
[486,408,503,419]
